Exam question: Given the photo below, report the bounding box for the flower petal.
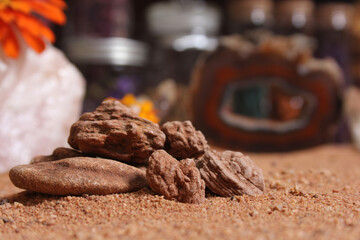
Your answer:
[8,1,32,13]
[46,0,67,9]
[15,12,55,42]
[0,21,19,58]
[0,9,16,23]
[39,24,55,43]
[0,0,66,58]
[20,29,46,53]
[27,1,66,24]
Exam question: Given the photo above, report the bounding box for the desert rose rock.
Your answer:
[9,157,147,195]
[31,147,87,164]
[68,100,166,164]
[197,150,264,197]
[146,150,205,204]
[161,121,209,159]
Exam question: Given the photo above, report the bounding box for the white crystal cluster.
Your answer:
[0,45,85,172]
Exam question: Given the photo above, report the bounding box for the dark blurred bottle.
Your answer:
[274,0,315,36]
[70,0,132,38]
[350,0,360,88]
[347,1,360,147]
[227,0,273,34]
[315,2,353,87]
[64,0,149,112]
[315,2,354,142]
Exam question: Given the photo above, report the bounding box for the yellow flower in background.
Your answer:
[120,94,136,106]
[0,0,66,58]
[105,94,160,123]
[138,100,159,123]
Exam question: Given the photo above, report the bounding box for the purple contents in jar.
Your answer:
[73,0,131,38]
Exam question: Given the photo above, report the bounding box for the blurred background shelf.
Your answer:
[52,0,360,151]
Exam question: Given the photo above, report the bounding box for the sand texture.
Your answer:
[1,144,360,239]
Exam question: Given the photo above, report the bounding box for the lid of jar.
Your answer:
[146,1,221,36]
[228,0,273,24]
[316,3,354,31]
[163,33,219,51]
[65,37,148,66]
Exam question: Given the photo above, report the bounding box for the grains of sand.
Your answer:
[0,144,360,239]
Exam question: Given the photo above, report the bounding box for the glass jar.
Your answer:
[146,0,221,121]
[66,37,148,112]
[147,0,221,85]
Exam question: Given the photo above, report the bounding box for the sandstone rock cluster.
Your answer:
[68,100,166,164]
[9,99,264,204]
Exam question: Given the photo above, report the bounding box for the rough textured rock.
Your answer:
[68,100,166,164]
[146,150,205,204]
[161,121,209,159]
[9,157,147,195]
[30,147,87,164]
[197,150,264,197]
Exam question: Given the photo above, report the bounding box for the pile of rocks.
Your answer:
[9,99,264,204]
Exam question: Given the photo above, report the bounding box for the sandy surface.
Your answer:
[0,144,360,239]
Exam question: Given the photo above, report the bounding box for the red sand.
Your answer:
[1,144,360,239]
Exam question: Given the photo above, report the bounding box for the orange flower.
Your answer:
[120,94,160,123]
[104,94,160,123]
[0,0,66,58]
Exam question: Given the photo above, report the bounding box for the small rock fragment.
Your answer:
[161,121,209,159]
[289,186,306,196]
[269,180,286,190]
[30,147,86,164]
[68,100,166,164]
[0,217,13,223]
[249,210,259,217]
[0,199,9,205]
[271,204,284,212]
[9,157,147,195]
[146,150,205,204]
[197,150,264,197]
